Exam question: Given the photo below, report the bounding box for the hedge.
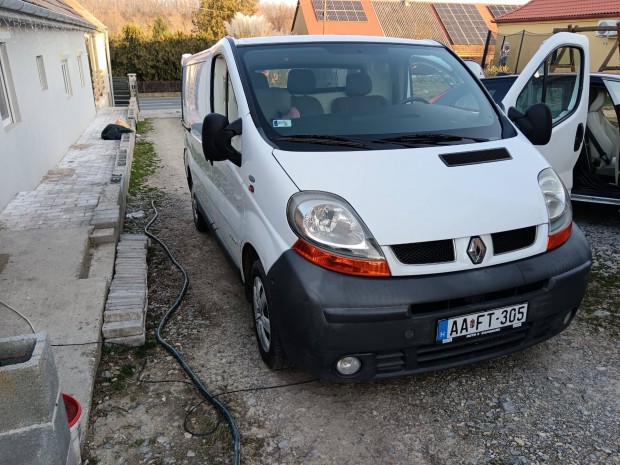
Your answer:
[110,33,214,81]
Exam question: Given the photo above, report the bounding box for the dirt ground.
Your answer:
[83,115,620,465]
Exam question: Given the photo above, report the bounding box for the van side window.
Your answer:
[213,55,227,115]
[516,46,583,126]
[212,55,238,121]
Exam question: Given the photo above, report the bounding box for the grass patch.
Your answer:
[128,117,164,200]
[113,363,136,391]
[129,139,159,198]
[135,338,159,359]
[580,263,620,334]
[137,118,153,135]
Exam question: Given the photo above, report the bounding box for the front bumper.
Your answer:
[266,225,592,381]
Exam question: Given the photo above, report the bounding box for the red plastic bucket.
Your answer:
[62,393,82,463]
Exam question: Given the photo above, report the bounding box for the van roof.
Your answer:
[232,35,441,47]
[182,35,443,66]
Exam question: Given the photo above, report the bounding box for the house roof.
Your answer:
[0,0,98,30]
[293,0,384,36]
[372,1,449,43]
[494,0,620,23]
[63,0,107,32]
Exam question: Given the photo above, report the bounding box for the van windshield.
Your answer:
[237,42,505,150]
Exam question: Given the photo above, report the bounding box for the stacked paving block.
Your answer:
[102,234,149,346]
[89,113,136,246]
[0,333,78,465]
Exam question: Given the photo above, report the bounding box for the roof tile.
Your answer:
[494,0,620,23]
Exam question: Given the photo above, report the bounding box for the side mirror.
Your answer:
[507,103,552,146]
[201,113,242,166]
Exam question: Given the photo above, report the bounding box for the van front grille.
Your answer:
[391,239,455,265]
[416,327,528,368]
[375,351,405,374]
[409,280,546,314]
[492,226,536,254]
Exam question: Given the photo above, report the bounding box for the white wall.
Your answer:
[0,25,96,210]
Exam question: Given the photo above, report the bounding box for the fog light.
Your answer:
[336,356,361,375]
[563,309,573,325]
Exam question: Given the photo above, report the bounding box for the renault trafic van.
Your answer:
[182,34,592,380]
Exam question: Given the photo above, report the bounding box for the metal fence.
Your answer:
[137,81,182,94]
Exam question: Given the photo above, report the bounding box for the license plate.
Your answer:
[436,303,528,344]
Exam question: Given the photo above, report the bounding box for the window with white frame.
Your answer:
[61,59,72,96]
[0,43,15,126]
[36,55,48,90]
[76,53,85,87]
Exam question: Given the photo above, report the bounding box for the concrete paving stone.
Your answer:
[113,265,147,271]
[115,253,147,260]
[110,273,146,280]
[111,272,147,279]
[106,291,145,300]
[113,267,147,274]
[102,320,144,338]
[120,234,146,239]
[105,332,145,347]
[103,309,144,323]
[89,228,117,245]
[105,297,146,306]
[111,278,147,285]
[105,304,146,314]
[114,259,147,266]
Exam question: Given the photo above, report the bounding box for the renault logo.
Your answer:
[467,236,486,264]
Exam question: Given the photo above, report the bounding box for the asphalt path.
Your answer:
[138,96,181,111]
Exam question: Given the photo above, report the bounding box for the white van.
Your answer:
[182,34,592,380]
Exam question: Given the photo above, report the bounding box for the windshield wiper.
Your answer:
[271,135,368,148]
[378,133,490,146]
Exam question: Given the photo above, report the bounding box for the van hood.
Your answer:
[273,138,550,245]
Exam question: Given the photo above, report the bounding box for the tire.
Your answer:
[190,186,209,233]
[250,260,286,370]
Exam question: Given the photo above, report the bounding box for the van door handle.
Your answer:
[574,123,584,152]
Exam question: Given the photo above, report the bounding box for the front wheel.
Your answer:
[190,185,209,233]
[250,260,286,370]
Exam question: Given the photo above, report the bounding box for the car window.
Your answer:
[410,59,461,102]
[515,46,583,126]
[604,79,620,108]
[480,78,514,105]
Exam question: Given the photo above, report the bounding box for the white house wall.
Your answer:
[0,25,96,210]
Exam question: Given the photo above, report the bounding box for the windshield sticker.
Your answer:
[273,119,292,128]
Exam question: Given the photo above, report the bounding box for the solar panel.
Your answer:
[311,0,368,22]
[488,5,518,18]
[433,3,489,45]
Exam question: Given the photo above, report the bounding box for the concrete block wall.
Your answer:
[89,98,138,247]
[102,234,149,346]
[0,333,77,465]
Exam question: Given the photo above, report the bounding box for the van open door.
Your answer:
[501,32,590,190]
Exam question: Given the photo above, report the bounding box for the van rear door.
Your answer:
[501,32,590,190]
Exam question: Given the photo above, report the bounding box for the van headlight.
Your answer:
[538,168,572,250]
[287,192,390,276]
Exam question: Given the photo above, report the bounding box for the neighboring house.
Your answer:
[0,0,111,210]
[494,0,620,72]
[291,0,523,62]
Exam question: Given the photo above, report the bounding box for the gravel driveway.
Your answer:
[83,115,620,465]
